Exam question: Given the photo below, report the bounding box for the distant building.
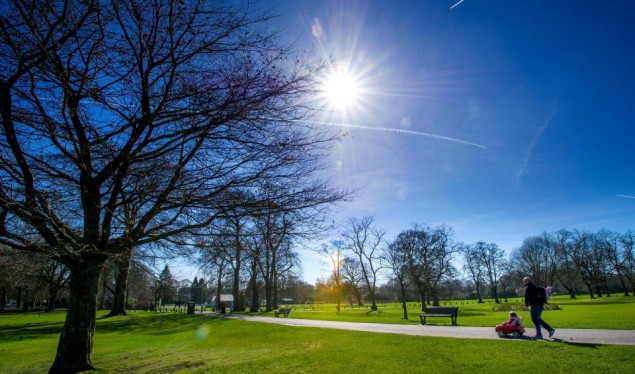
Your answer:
[211,294,234,312]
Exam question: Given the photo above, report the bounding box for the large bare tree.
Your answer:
[461,243,485,303]
[0,1,344,372]
[341,216,384,311]
[384,237,411,319]
[393,224,456,308]
[473,241,505,303]
[320,240,345,313]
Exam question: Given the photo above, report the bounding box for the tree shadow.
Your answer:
[550,338,601,349]
[0,321,64,343]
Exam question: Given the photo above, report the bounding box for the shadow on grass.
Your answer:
[551,338,601,349]
[0,321,64,343]
[0,313,218,342]
[95,313,223,336]
[497,335,601,349]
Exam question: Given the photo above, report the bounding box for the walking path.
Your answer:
[211,313,635,346]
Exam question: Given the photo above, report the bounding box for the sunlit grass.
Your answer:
[0,311,634,373]
[261,294,635,329]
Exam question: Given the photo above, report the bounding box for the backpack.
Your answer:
[535,286,546,304]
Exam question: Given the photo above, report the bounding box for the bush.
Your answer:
[492,303,560,312]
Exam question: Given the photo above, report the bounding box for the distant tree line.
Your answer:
[3,222,632,317]
[314,218,634,320]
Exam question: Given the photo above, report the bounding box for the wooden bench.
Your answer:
[419,306,458,326]
[274,307,291,317]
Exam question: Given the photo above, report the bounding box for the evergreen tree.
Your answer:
[155,266,175,306]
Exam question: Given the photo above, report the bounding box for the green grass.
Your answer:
[1,296,634,373]
[265,294,635,329]
[0,312,634,373]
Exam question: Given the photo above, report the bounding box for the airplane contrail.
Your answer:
[617,195,635,199]
[301,120,486,149]
[450,0,465,10]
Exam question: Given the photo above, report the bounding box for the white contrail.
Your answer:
[301,120,486,149]
[617,195,635,199]
[516,102,558,182]
[450,0,465,10]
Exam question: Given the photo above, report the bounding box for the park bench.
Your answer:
[419,306,458,326]
[274,307,291,317]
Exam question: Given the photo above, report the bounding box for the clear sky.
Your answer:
[269,0,635,282]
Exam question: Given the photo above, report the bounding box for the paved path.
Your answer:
[212,314,635,346]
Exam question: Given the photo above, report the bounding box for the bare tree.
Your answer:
[597,229,630,296]
[393,224,456,308]
[571,230,604,298]
[256,211,295,311]
[0,1,343,372]
[551,229,581,298]
[341,256,364,306]
[474,242,505,303]
[320,240,344,313]
[384,237,411,319]
[514,235,553,286]
[621,230,635,294]
[341,216,384,311]
[461,243,485,303]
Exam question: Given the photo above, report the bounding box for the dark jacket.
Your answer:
[524,282,543,307]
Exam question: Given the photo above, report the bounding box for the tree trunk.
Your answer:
[584,282,595,299]
[21,288,29,312]
[46,285,58,312]
[595,285,603,298]
[249,283,259,312]
[232,235,244,312]
[418,290,426,311]
[272,273,279,310]
[107,252,131,317]
[49,260,103,374]
[0,287,6,311]
[616,271,630,296]
[492,286,500,304]
[249,258,260,312]
[431,288,440,307]
[264,277,273,312]
[355,287,364,307]
[215,270,223,312]
[400,282,408,320]
[370,298,378,311]
[16,287,22,310]
[335,280,341,313]
[475,282,484,303]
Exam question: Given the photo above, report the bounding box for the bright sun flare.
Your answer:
[321,71,361,109]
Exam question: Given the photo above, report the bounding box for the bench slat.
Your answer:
[419,306,458,326]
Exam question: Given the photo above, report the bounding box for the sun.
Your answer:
[321,70,361,110]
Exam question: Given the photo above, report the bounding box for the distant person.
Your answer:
[524,276,555,339]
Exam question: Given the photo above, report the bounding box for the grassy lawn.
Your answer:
[263,294,635,329]
[1,311,634,373]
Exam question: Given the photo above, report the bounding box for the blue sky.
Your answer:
[270,0,635,282]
